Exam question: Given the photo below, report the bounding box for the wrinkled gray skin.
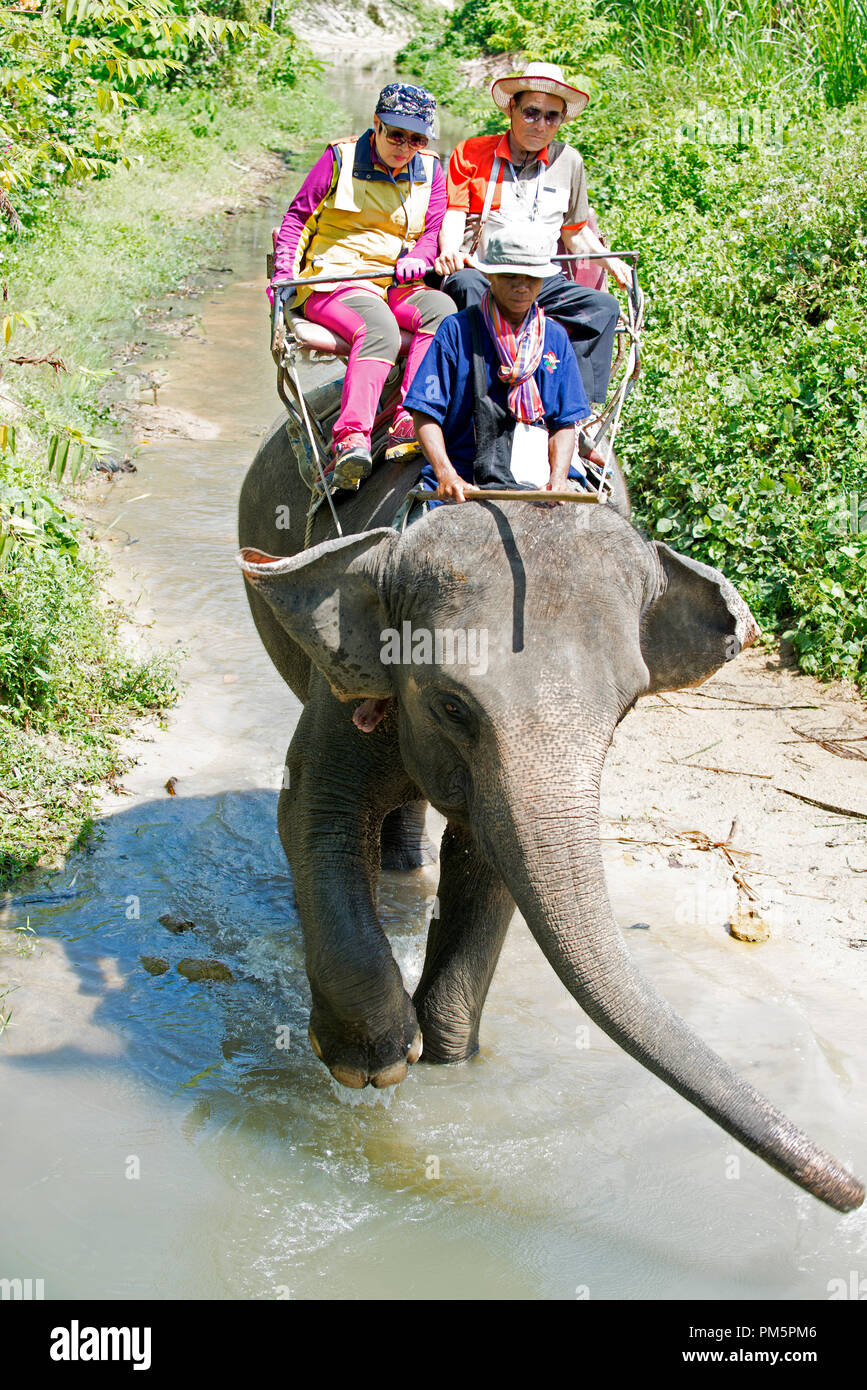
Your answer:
[238,413,864,1212]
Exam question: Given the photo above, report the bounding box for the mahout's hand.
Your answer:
[435,467,470,503]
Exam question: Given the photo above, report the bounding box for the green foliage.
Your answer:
[400,0,619,118]
[445,0,614,62]
[0,541,177,722]
[0,538,178,886]
[0,12,329,883]
[402,0,867,687]
[579,72,867,686]
[602,0,867,105]
[0,0,271,227]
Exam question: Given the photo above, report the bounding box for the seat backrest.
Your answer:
[559,209,606,292]
[286,310,414,361]
[266,226,278,282]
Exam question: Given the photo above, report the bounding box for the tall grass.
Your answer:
[604,0,867,103]
[809,0,867,104]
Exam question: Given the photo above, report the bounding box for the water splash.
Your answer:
[329,1076,397,1109]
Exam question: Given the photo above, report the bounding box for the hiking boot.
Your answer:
[384,414,422,463]
[332,434,372,490]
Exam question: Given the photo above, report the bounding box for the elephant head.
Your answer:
[239,501,863,1213]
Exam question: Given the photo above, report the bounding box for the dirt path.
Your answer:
[289,0,429,58]
[602,645,867,988]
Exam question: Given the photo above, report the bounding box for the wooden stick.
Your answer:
[662,761,772,779]
[413,488,601,503]
[774,787,867,821]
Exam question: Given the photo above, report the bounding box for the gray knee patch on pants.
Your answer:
[406,288,457,334]
[343,293,401,362]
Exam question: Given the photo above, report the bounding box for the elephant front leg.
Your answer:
[280,710,421,1089]
[413,823,515,1063]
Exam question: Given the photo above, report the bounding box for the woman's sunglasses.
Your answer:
[378,121,429,149]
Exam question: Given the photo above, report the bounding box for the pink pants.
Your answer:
[304,282,455,449]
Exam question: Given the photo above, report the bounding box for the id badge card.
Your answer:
[510,422,550,487]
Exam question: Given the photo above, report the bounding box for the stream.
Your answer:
[0,62,864,1302]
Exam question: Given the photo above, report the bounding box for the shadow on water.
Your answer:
[2,785,866,1300]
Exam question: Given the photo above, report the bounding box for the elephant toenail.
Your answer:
[371,1061,407,1088]
[408,1030,423,1064]
[330,1064,367,1089]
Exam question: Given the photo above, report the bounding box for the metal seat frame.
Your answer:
[267,243,644,543]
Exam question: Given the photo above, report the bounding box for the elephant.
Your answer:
[237,403,864,1214]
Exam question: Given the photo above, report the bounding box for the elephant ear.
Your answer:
[238,529,398,700]
[640,543,760,694]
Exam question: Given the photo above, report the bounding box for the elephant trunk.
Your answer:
[483,751,864,1213]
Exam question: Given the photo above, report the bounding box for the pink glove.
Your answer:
[394,256,427,284]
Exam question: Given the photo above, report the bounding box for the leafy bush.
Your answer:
[0,531,177,727]
[401,0,867,686]
[400,0,619,119]
[0,3,327,884]
[0,0,272,229]
[581,75,867,685]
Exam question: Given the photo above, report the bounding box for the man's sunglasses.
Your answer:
[379,121,429,149]
[516,106,565,126]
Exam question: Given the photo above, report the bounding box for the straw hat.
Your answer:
[491,62,589,121]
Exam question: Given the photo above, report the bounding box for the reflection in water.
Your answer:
[1,92,865,1300]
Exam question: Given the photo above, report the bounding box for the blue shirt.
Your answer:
[404,309,589,484]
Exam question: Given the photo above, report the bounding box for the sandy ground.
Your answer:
[602,645,867,984]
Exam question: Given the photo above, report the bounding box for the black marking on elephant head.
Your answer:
[485,506,526,653]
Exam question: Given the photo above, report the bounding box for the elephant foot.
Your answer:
[308,1019,423,1091]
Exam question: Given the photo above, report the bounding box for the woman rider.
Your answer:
[271,83,455,489]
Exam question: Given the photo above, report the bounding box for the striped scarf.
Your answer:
[479,290,546,424]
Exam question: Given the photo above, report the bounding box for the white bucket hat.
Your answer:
[491,62,589,121]
[471,226,560,278]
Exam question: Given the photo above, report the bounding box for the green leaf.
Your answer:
[68,443,85,483]
[54,437,71,482]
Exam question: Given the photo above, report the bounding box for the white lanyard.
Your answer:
[472,154,546,251]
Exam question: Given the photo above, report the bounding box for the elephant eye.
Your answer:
[432,692,474,734]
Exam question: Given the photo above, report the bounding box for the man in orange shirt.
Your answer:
[434,62,632,408]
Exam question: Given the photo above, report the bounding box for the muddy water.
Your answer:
[1,73,865,1301]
